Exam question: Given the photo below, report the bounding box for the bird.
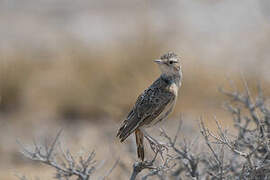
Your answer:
[117,51,182,161]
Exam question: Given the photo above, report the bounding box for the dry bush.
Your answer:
[18,79,270,180]
[17,129,119,180]
[127,80,270,180]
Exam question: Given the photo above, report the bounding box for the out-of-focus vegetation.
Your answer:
[1,41,269,121]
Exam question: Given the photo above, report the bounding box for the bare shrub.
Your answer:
[127,80,270,179]
[17,129,118,180]
[18,79,270,180]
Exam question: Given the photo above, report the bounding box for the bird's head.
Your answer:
[154,51,181,76]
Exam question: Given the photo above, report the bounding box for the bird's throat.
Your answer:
[161,72,182,87]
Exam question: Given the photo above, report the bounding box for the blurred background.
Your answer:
[0,0,270,179]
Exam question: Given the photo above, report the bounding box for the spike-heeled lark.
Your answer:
[117,51,182,161]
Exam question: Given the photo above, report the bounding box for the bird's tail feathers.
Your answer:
[117,117,139,142]
[116,120,132,142]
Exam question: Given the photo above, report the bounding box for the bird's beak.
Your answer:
[154,59,162,64]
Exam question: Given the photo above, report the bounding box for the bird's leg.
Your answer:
[140,128,168,160]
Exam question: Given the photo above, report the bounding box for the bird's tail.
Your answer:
[135,129,144,161]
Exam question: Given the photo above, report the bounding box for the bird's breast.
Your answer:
[167,82,179,97]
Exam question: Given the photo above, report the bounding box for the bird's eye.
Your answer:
[169,61,173,64]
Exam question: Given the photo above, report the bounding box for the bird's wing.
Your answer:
[135,86,175,126]
[117,78,175,142]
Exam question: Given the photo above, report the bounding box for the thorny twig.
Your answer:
[129,120,184,180]
[129,151,159,180]
[17,129,118,180]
